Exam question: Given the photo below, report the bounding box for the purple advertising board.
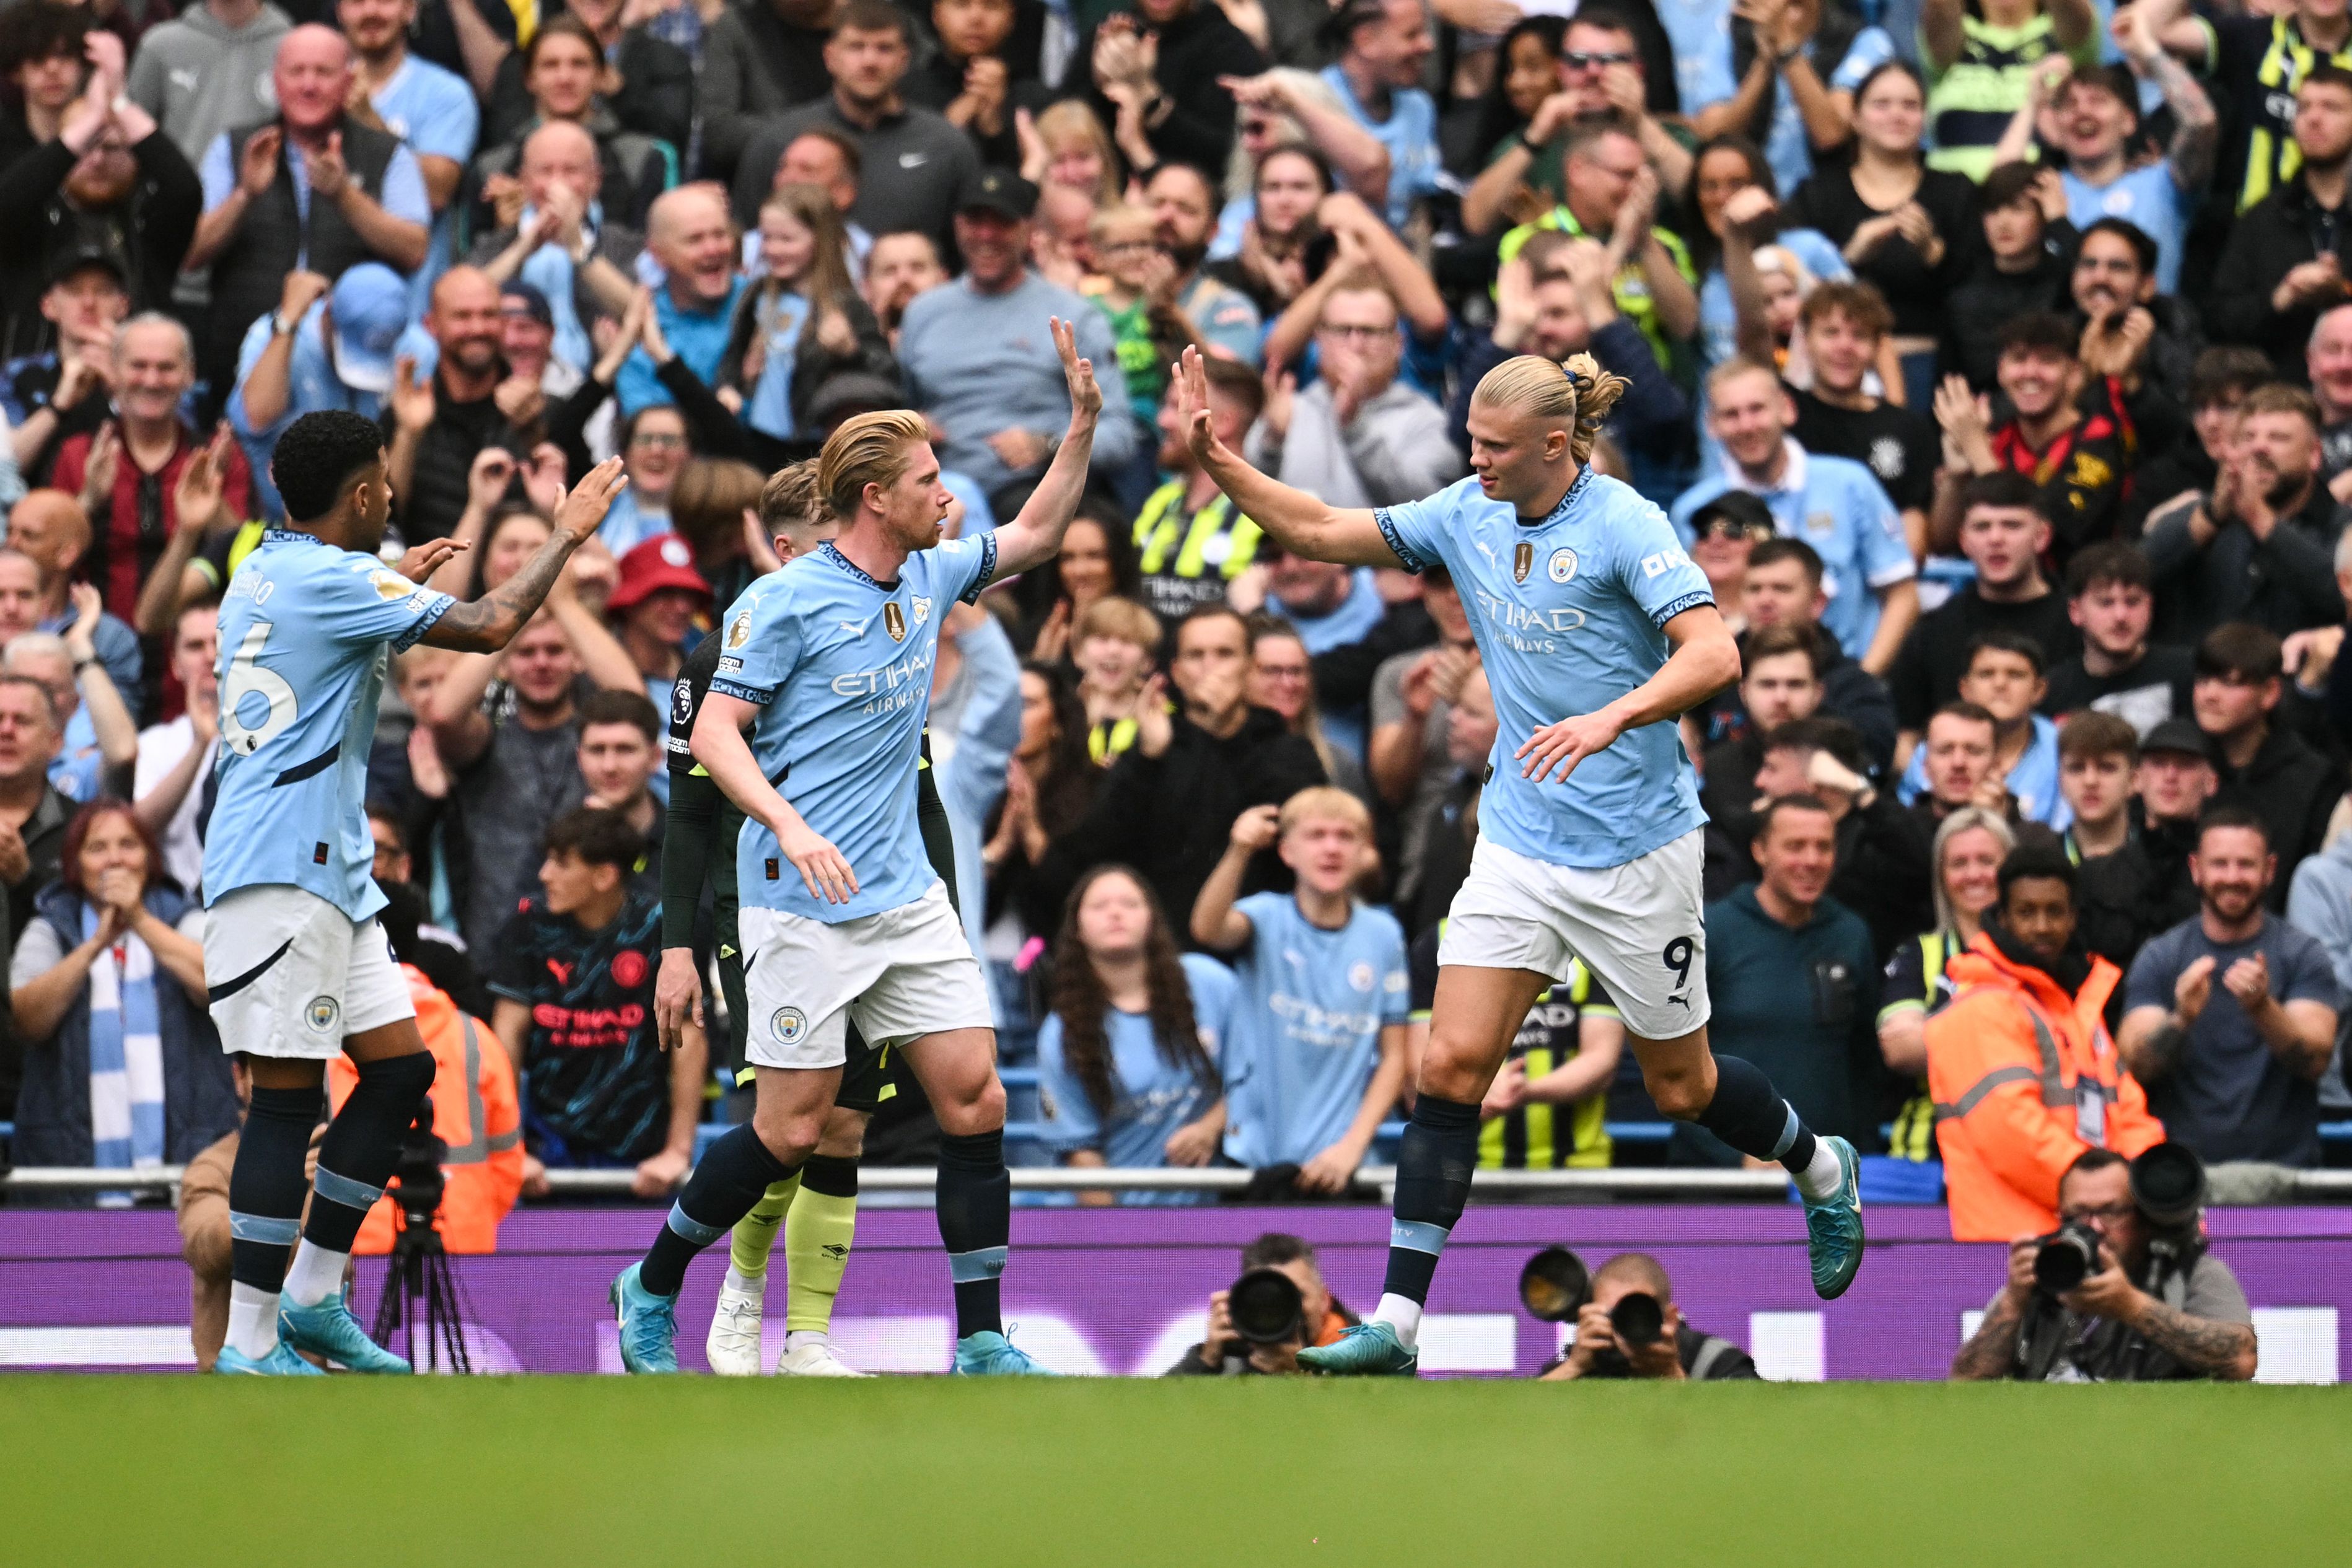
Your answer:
[4,1204,2348,1380]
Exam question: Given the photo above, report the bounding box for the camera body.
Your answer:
[2032,1143,2207,1296]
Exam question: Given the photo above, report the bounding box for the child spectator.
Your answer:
[1081,203,1183,425]
[1037,864,1237,1205]
[1191,787,1408,1193]
[1942,162,2074,393]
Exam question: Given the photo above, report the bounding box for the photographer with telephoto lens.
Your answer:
[1166,1233,1358,1376]
[1535,1252,1758,1382]
[1951,1144,2257,1382]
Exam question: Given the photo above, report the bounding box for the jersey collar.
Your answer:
[818,539,900,592]
[1520,464,1597,530]
[261,527,330,546]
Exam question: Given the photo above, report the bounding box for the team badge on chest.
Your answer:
[884,602,907,642]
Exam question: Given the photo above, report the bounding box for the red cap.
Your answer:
[605,533,712,614]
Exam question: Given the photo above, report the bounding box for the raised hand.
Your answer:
[1228,802,1281,854]
[172,426,232,532]
[2175,953,2216,1025]
[551,455,630,541]
[1051,315,1102,423]
[309,130,349,200]
[237,125,282,198]
[80,422,121,509]
[390,355,435,432]
[467,445,517,514]
[395,536,468,584]
[521,441,569,516]
[1175,344,1230,465]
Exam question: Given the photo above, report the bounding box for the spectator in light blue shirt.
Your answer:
[1897,630,2071,828]
[340,0,482,316]
[1262,553,1385,760]
[1038,865,1238,1206]
[1322,0,1442,230]
[229,264,408,519]
[1193,788,1410,1189]
[2037,49,2215,296]
[616,185,747,414]
[1674,358,1919,673]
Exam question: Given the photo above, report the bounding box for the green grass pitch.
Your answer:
[6,1377,2345,1566]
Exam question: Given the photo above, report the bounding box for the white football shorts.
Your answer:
[205,885,415,1059]
[738,880,994,1071]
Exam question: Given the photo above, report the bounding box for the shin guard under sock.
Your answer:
[1380,1094,1481,1335]
[642,1125,797,1297]
[936,1130,1009,1339]
[229,1084,327,1294]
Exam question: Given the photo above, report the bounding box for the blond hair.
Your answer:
[760,459,827,538]
[817,410,929,521]
[1277,784,1372,841]
[1469,352,1631,465]
[1087,201,1153,243]
[1074,593,1162,654]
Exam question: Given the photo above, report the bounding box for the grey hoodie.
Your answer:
[1247,378,1465,512]
[2285,827,2352,1112]
[126,2,292,165]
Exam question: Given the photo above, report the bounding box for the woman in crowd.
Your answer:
[1466,17,1568,180]
[1782,61,1976,408]
[1683,136,1850,380]
[1209,143,1334,318]
[1877,807,2015,1163]
[1067,595,1161,766]
[1246,615,1370,807]
[7,802,235,1173]
[717,184,897,445]
[1214,68,1389,246]
[599,405,691,556]
[1036,864,1237,1206]
[1012,505,1141,662]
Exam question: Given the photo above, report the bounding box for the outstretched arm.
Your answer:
[990,317,1105,580]
[1174,346,1405,569]
[421,458,627,652]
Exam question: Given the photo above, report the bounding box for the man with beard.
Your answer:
[898,169,1136,503]
[1931,311,2137,559]
[2210,64,2352,369]
[727,2,980,255]
[384,266,531,542]
[1143,163,1262,367]
[2065,219,2198,413]
[337,0,478,313]
[2122,806,2340,1170]
[2144,385,2346,642]
[0,45,198,360]
[183,26,431,410]
[862,230,947,348]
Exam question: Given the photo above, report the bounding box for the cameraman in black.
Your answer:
[1950,1148,2257,1382]
[1538,1254,1760,1382]
[1165,1233,1358,1376]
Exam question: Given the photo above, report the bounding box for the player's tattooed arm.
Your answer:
[423,458,628,652]
[990,317,1105,582]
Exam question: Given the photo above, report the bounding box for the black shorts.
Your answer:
[719,909,898,1116]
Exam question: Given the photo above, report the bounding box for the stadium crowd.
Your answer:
[7,0,2352,1258]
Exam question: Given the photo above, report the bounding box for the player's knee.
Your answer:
[356,1049,435,1103]
[815,1107,868,1160]
[934,1075,1006,1137]
[1645,1061,1711,1121]
[750,1103,826,1167]
[1421,1030,1498,1102]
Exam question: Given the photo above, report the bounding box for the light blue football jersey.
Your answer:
[1374,468,1713,870]
[202,531,455,919]
[1219,892,1410,1168]
[711,533,997,924]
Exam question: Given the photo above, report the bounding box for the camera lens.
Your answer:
[2130,1142,2205,1229]
[1227,1268,1305,1346]
[1608,1290,1665,1348]
[1517,1246,1591,1323]
[2034,1224,2098,1293]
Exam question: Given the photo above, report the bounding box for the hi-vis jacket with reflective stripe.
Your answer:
[1926,935,2164,1242]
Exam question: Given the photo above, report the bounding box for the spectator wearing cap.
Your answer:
[727,2,982,256]
[0,62,199,362]
[2130,715,2216,927]
[2,248,129,486]
[470,120,644,380]
[615,184,747,416]
[1079,0,1265,178]
[897,168,1138,506]
[605,533,711,714]
[182,25,431,418]
[51,313,244,639]
[229,263,408,519]
[2192,623,2343,901]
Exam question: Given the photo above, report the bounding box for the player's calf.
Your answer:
[224,1080,327,1365]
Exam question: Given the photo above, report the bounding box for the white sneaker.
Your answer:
[706,1282,765,1376]
[774,1341,871,1377]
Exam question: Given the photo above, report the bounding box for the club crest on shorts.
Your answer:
[884,602,907,642]
[305,996,340,1033]
[1549,548,1578,583]
[1513,541,1534,582]
[771,1007,809,1046]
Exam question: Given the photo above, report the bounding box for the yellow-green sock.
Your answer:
[784,1155,860,1335]
[727,1175,799,1282]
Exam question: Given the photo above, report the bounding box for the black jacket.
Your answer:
[0,129,201,361]
[1037,705,1326,945]
[2142,484,2346,644]
[2072,826,2196,973]
[1077,2,1265,176]
[2211,725,2346,906]
[1887,586,2081,734]
[2208,174,2352,371]
[483,28,695,155]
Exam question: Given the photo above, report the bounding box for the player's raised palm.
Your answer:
[1174,345,1228,469]
[553,456,630,542]
[1053,315,1102,422]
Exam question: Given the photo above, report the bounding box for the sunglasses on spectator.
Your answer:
[1696,518,1775,542]
[1564,50,1637,70]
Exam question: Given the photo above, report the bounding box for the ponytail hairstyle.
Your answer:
[1470,351,1632,465]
